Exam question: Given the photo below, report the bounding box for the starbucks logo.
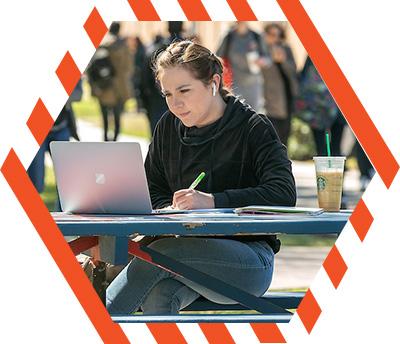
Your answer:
[317,176,327,191]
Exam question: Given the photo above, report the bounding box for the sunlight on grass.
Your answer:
[41,163,57,211]
[72,96,151,139]
[279,234,337,247]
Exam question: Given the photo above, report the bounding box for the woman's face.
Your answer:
[265,27,282,46]
[159,66,215,128]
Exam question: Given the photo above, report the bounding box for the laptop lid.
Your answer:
[50,141,153,214]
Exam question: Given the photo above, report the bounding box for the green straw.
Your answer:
[325,131,332,167]
[325,131,331,156]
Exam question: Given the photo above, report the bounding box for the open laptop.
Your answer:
[50,141,158,214]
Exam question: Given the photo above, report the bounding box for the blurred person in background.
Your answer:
[216,22,269,113]
[295,56,346,156]
[127,36,146,113]
[87,22,132,141]
[139,22,186,135]
[355,141,375,191]
[262,23,298,146]
[28,80,82,208]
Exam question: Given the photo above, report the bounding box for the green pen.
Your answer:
[189,172,206,190]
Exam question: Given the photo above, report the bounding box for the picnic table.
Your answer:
[53,210,350,323]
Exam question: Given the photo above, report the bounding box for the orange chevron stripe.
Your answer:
[276,0,399,188]
[0,150,129,344]
[226,0,257,20]
[199,323,235,343]
[177,0,211,20]
[350,198,374,242]
[147,323,187,343]
[55,51,81,96]
[296,289,321,334]
[250,323,286,343]
[26,98,54,146]
[323,245,348,289]
[127,0,161,20]
[84,7,108,48]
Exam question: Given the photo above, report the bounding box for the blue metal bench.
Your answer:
[54,211,347,321]
[182,291,304,312]
[112,313,293,323]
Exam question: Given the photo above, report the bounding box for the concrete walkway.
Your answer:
[270,246,331,290]
[71,118,363,290]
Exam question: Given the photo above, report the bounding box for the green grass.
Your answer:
[279,234,337,247]
[72,97,151,139]
[41,164,58,211]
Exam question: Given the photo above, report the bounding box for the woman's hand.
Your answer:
[172,189,215,210]
[271,46,286,63]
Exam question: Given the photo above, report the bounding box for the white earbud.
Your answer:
[212,82,217,96]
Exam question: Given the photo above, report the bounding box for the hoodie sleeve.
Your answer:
[144,120,173,209]
[213,116,296,208]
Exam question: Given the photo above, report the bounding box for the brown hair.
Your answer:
[264,23,286,41]
[152,40,231,98]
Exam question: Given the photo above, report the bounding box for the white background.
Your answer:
[0,0,399,343]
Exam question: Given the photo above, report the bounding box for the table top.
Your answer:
[53,210,351,237]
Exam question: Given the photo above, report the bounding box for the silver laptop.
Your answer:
[50,141,154,214]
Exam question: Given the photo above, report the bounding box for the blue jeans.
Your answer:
[106,237,274,315]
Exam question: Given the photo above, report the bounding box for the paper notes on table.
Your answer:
[234,206,324,216]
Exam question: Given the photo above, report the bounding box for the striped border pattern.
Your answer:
[177,0,211,20]
[1,0,398,343]
[56,51,81,96]
[26,98,54,145]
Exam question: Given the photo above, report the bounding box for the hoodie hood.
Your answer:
[175,95,256,146]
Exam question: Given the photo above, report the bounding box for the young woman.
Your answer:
[106,40,296,315]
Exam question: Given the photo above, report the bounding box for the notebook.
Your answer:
[50,141,179,215]
[234,206,324,216]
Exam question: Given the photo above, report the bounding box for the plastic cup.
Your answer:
[313,156,346,212]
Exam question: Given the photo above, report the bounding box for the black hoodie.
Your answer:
[144,95,296,253]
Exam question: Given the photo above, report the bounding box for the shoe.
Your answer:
[81,256,95,282]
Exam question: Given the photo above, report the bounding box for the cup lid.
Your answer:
[313,156,346,161]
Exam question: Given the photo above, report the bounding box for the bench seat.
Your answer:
[112,313,292,323]
[181,291,304,312]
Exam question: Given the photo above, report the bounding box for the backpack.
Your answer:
[294,57,338,130]
[87,46,115,90]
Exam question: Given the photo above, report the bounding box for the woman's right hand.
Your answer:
[272,46,286,63]
[172,189,215,210]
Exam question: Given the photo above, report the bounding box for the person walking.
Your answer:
[28,80,82,209]
[262,23,298,146]
[127,36,146,113]
[355,141,375,191]
[295,56,346,156]
[216,22,269,113]
[88,22,132,141]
